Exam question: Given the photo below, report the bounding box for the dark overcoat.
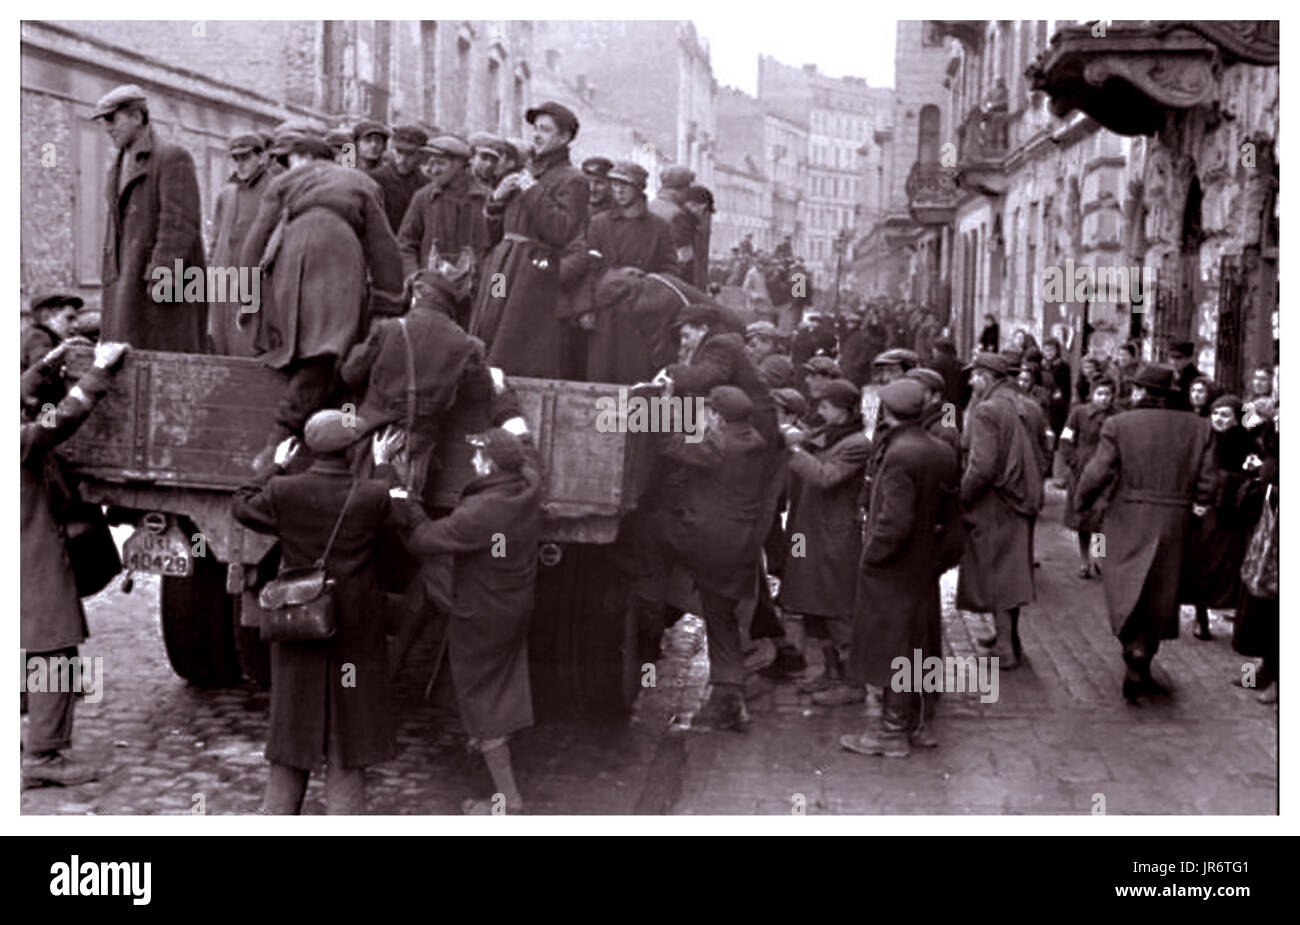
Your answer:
[666,330,779,448]
[21,366,113,653]
[468,147,589,378]
[396,169,492,281]
[1060,401,1117,531]
[395,457,541,741]
[1179,425,1255,607]
[240,161,402,371]
[208,167,268,356]
[847,422,959,688]
[100,127,208,352]
[956,381,1036,612]
[1077,402,1217,638]
[367,161,429,234]
[659,421,770,600]
[781,427,871,619]
[232,458,399,770]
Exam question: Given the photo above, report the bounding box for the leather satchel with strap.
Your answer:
[258,478,360,643]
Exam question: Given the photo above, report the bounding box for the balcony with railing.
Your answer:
[954,105,1012,196]
[905,161,961,225]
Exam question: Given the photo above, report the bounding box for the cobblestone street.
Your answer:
[21,487,1277,815]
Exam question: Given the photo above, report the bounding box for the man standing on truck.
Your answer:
[94,84,209,353]
[239,129,403,473]
[208,132,269,356]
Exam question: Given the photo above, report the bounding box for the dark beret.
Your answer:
[525,101,580,140]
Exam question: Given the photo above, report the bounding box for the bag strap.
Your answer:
[315,477,361,570]
[398,317,418,492]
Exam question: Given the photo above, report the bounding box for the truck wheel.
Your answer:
[160,554,244,686]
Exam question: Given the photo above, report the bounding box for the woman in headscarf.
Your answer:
[1231,406,1278,702]
[1179,394,1256,639]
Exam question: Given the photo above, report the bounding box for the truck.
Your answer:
[58,347,648,719]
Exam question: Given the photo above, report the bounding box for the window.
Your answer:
[421,21,438,124]
[488,56,502,131]
[918,104,940,165]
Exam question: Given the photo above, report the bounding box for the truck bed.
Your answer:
[59,348,639,545]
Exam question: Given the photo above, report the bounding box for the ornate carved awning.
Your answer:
[955,107,1011,196]
[905,161,960,225]
[1027,20,1279,136]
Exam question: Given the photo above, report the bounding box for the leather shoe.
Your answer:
[1122,668,1142,704]
[840,729,910,759]
[22,751,98,788]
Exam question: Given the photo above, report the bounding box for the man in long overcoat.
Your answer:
[367,124,429,233]
[94,85,208,352]
[841,378,958,758]
[392,427,541,815]
[208,132,269,356]
[957,352,1039,668]
[468,102,589,378]
[239,131,402,467]
[648,166,698,282]
[21,340,129,788]
[1076,364,1217,703]
[396,135,492,297]
[232,411,400,813]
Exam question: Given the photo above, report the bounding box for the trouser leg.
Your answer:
[274,355,338,438]
[699,590,744,687]
[262,763,308,814]
[324,694,366,815]
[881,685,921,736]
[24,646,78,754]
[479,736,524,813]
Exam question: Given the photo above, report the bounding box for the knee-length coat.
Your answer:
[100,127,208,352]
[468,146,588,378]
[1060,401,1117,532]
[239,160,402,371]
[956,381,1038,613]
[393,453,542,741]
[233,457,399,770]
[1076,401,1217,638]
[847,422,959,688]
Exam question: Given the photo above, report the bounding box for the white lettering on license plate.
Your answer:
[123,529,193,577]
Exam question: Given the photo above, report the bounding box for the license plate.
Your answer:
[123,526,194,577]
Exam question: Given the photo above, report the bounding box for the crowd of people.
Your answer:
[19,83,1280,810]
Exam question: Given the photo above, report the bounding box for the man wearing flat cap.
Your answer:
[240,126,403,472]
[581,157,615,216]
[955,352,1041,669]
[94,83,208,352]
[1077,363,1217,703]
[467,133,503,186]
[840,377,960,758]
[397,135,491,325]
[680,185,715,289]
[648,165,699,285]
[367,124,430,233]
[581,161,677,379]
[208,131,270,355]
[352,121,390,172]
[21,293,85,372]
[905,367,960,458]
[1167,340,1201,411]
[467,101,589,378]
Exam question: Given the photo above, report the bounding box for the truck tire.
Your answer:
[160,554,244,686]
[530,544,639,719]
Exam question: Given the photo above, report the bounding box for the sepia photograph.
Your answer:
[17,14,1280,824]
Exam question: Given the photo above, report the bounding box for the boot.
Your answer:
[1193,606,1212,641]
[758,644,808,679]
[22,751,98,788]
[796,641,839,693]
[840,720,910,758]
[694,685,751,733]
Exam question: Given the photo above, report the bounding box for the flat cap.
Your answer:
[426,134,471,159]
[582,156,614,177]
[391,124,429,148]
[803,356,842,377]
[525,101,580,139]
[229,132,265,155]
[758,354,797,389]
[879,379,928,420]
[30,292,85,313]
[964,352,1013,377]
[745,321,780,340]
[681,185,715,211]
[820,378,861,411]
[92,83,147,120]
[872,347,919,369]
[660,166,695,190]
[771,387,808,418]
[468,131,504,152]
[904,367,946,393]
[468,428,527,473]
[352,120,391,142]
[708,385,752,422]
[269,120,325,156]
[304,409,372,454]
[608,161,648,189]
